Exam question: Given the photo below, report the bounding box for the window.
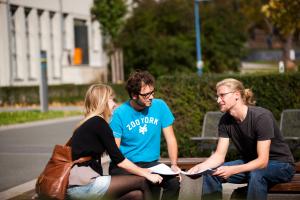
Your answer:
[73,19,89,65]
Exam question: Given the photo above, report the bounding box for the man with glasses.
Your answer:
[188,78,295,200]
[109,70,180,200]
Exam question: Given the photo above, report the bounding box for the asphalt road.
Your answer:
[0,116,82,192]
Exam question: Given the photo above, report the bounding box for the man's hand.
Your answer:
[187,164,202,174]
[171,164,181,173]
[213,166,236,180]
[171,164,182,182]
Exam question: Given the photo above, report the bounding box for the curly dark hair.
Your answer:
[126,70,155,99]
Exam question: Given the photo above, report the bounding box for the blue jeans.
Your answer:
[202,160,295,200]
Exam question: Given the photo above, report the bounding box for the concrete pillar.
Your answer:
[27,9,39,81]
[15,6,27,81]
[90,20,101,66]
[51,12,62,79]
[39,11,53,83]
[0,3,11,86]
[63,14,73,66]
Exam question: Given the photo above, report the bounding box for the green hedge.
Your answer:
[0,84,129,106]
[1,73,300,158]
[156,72,300,157]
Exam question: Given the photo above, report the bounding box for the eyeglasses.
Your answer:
[215,91,235,101]
[139,90,155,99]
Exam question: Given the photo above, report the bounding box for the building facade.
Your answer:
[0,0,109,87]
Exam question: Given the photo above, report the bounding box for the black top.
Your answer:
[219,106,294,164]
[71,116,125,175]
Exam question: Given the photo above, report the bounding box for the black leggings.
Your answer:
[104,175,152,200]
[109,162,180,200]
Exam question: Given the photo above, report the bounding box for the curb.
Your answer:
[0,179,36,200]
[0,156,111,200]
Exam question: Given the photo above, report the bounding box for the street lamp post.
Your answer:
[39,51,48,112]
[194,0,207,76]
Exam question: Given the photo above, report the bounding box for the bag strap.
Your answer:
[66,138,72,146]
[67,125,93,164]
[73,156,92,164]
[64,137,91,164]
[65,137,92,164]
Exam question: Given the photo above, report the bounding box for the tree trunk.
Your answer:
[110,51,117,83]
[282,34,296,72]
[110,48,124,83]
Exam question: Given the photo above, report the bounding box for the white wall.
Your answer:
[0,0,108,87]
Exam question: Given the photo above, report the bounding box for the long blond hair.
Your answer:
[216,78,256,105]
[78,84,114,128]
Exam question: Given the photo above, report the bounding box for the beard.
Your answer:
[134,97,152,107]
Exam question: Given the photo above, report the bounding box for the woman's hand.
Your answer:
[144,173,163,184]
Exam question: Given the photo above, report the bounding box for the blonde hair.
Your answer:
[77,84,114,128]
[216,78,256,105]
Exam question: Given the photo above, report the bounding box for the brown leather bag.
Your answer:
[35,139,91,200]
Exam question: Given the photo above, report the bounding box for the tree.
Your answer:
[239,0,273,40]
[118,0,196,77]
[91,0,127,49]
[262,0,300,71]
[201,0,247,73]
[91,0,127,82]
[117,0,248,77]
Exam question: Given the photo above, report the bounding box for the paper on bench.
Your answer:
[148,163,179,175]
[180,168,215,179]
[148,163,215,178]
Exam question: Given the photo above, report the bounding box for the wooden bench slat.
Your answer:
[269,183,300,192]
[269,162,300,193]
[295,162,300,173]
[190,136,218,141]
[159,157,207,170]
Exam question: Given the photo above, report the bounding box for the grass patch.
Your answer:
[0,110,82,126]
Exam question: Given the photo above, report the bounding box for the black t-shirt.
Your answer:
[71,116,125,175]
[219,106,294,164]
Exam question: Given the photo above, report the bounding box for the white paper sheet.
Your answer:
[148,163,179,175]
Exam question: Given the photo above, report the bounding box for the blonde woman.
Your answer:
[67,84,162,200]
[188,78,295,200]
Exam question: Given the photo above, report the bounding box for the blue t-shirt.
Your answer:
[110,99,175,162]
